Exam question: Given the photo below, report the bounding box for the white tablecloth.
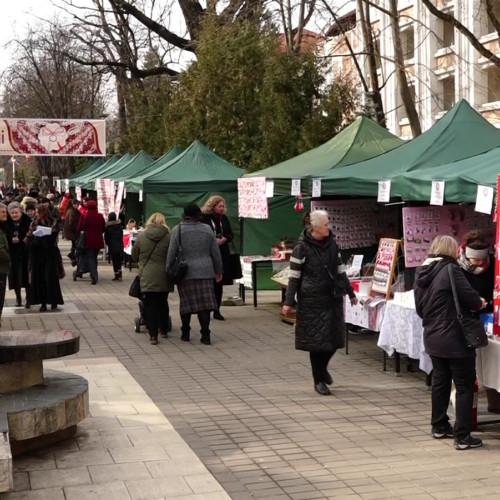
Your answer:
[476,338,500,391]
[377,300,433,374]
[344,294,386,331]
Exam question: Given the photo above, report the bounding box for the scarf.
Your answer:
[457,244,490,275]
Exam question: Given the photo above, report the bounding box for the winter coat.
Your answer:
[414,257,483,359]
[461,255,494,312]
[202,213,234,285]
[7,213,31,290]
[284,229,355,353]
[131,224,173,293]
[63,205,81,241]
[166,221,223,281]
[76,201,105,250]
[104,221,124,255]
[0,225,11,275]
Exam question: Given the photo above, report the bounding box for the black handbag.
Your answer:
[128,239,159,298]
[167,225,188,285]
[448,265,488,349]
[75,216,86,253]
[128,275,141,298]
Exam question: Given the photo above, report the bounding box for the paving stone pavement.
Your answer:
[2,242,500,499]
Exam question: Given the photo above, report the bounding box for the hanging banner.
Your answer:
[75,186,82,201]
[430,180,445,205]
[377,180,391,203]
[0,118,106,156]
[475,185,494,214]
[96,178,115,219]
[238,177,268,219]
[115,181,125,215]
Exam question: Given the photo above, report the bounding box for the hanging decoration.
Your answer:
[294,192,304,211]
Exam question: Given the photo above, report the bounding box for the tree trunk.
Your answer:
[388,0,421,137]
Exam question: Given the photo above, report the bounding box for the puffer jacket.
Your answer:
[132,224,173,293]
[414,256,483,358]
[284,229,355,352]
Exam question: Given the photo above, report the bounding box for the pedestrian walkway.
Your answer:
[2,243,500,499]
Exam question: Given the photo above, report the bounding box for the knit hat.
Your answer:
[183,203,201,219]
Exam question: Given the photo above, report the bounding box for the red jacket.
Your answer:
[76,200,105,249]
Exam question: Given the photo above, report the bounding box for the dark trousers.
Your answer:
[214,281,223,310]
[142,291,169,339]
[79,248,99,281]
[430,355,476,439]
[0,273,6,318]
[181,310,211,333]
[110,253,122,274]
[309,351,335,384]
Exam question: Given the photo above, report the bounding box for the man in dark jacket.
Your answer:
[281,210,357,396]
[104,212,124,281]
[0,203,12,323]
[414,235,486,450]
[64,199,81,265]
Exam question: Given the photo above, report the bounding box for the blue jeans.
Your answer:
[430,356,476,439]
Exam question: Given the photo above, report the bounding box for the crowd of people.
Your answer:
[0,183,496,452]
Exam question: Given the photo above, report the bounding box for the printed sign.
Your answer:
[377,180,391,203]
[238,177,268,219]
[371,238,400,298]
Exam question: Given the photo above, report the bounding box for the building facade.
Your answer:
[324,0,500,138]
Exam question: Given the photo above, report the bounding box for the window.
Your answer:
[401,26,415,60]
[487,65,500,102]
[442,76,455,110]
[487,0,500,34]
[443,21,455,47]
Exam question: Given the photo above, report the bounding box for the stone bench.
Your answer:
[0,330,88,492]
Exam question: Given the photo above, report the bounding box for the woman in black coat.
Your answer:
[281,210,357,396]
[201,195,234,321]
[414,235,486,450]
[7,202,31,307]
[104,212,124,281]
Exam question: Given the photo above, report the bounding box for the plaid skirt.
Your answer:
[178,279,217,315]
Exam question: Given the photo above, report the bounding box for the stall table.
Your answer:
[377,300,433,381]
[477,338,500,392]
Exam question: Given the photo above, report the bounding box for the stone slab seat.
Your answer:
[0,330,86,492]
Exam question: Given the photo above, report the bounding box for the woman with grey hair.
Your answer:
[7,201,31,307]
[282,209,357,396]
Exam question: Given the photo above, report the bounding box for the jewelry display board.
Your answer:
[310,199,399,249]
[402,204,494,268]
[371,238,400,299]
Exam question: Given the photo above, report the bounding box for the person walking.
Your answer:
[131,212,172,345]
[63,198,81,266]
[6,202,31,307]
[27,204,64,312]
[414,235,486,450]
[201,195,234,320]
[75,200,105,285]
[105,212,124,281]
[0,203,11,324]
[281,210,357,396]
[166,203,223,345]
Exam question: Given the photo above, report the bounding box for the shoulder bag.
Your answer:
[166,224,189,285]
[447,265,488,349]
[128,240,159,298]
[75,216,87,253]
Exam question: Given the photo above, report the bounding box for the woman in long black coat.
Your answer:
[7,202,31,307]
[28,204,64,312]
[282,210,357,396]
[201,195,234,321]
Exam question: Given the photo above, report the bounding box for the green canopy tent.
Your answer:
[74,153,134,190]
[68,157,105,181]
[316,100,500,198]
[125,146,183,193]
[143,140,243,244]
[116,147,183,223]
[393,144,500,203]
[69,155,121,187]
[242,117,404,254]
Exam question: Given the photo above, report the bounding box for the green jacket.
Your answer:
[0,227,11,275]
[131,224,173,293]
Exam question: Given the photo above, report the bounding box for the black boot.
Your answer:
[118,270,122,281]
[200,329,211,345]
[181,326,190,342]
[112,272,120,281]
